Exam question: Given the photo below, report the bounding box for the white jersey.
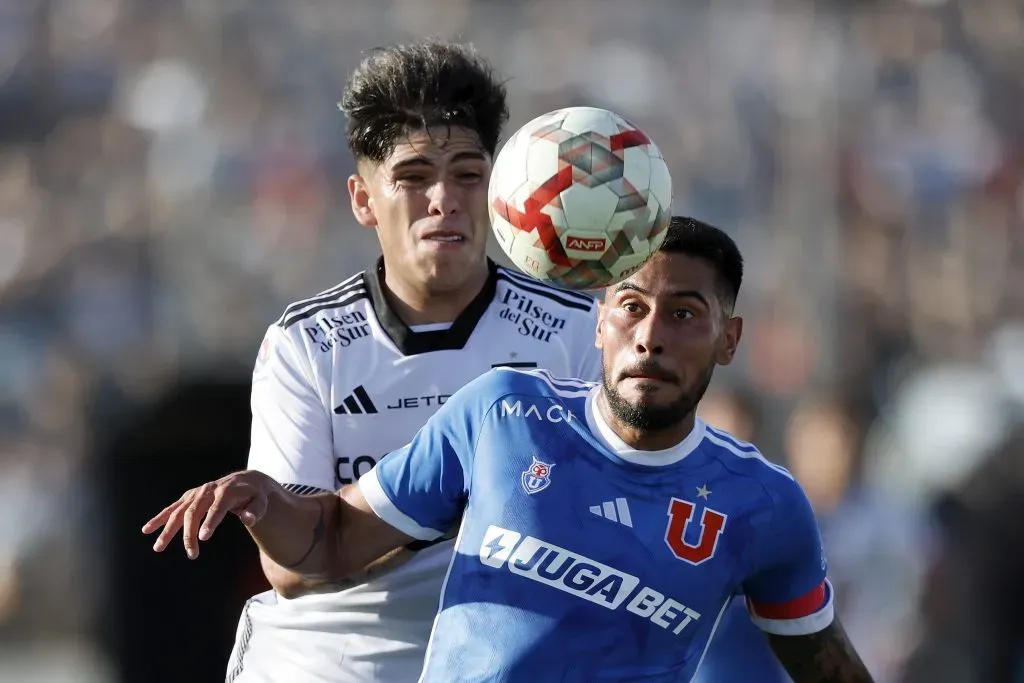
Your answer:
[226,258,601,683]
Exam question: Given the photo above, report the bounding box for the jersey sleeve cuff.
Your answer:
[359,468,447,542]
[281,483,332,496]
[747,579,835,636]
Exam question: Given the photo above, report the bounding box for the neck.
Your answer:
[597,390,697,451]
[381,263,489,326]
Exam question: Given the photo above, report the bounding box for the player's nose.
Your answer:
[427,179,461,216]
[633,313,666,356]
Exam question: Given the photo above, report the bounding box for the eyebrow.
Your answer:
[614,282,711,308]
[390,150,488,173]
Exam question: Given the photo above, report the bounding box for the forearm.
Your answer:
[261,545,416,598]
[768,619,875,683]
[247,488,342,582]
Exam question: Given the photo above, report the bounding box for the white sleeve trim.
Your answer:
[748,579,836,636]
[358,468,447,542]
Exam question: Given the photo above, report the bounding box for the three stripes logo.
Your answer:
[589,497,633,528]
[334,386,378,415]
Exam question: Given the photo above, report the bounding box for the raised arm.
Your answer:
[246,325,346,596]
[144,370,488,581]
[142,471,414,581]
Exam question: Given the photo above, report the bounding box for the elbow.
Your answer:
[268,577,306,600]
[259,552,327,598]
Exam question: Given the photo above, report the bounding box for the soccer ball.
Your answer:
[488,106,673,290]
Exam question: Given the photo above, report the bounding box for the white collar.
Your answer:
[585,386,706,466]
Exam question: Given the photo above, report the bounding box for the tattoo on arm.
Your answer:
[281,501,326,569]
[767,619,874,683]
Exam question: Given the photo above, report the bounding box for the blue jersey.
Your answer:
[360,368,834,682]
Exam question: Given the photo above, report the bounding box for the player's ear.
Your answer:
[594,300,605,350]
[348,173,377,228]
[715,315,743,366]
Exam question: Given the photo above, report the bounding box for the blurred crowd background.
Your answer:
[2,0,1024,681]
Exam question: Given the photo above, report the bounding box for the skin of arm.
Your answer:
[259,533,415,596]
[767,619,875,683]
[260,553,333,597]
[248,482,414,584]
[257,485,364,598]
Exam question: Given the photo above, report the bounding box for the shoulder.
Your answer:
[274,271,371,331]
[493,266,599,321]
[269,271,375,353]
[700,424,804,504]
[456,366,595,409]
[433,368,592,439]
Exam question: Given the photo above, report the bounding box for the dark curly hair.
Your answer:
[339,41,510,164]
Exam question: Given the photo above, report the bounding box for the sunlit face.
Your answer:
[596,252,743,431]
[348,127,492,293]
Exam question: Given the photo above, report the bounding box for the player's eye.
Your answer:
[622,301,642,313]
[675,309,695,320]
[457,171,483,181]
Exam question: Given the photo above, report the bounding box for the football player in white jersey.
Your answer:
[220,41,602,682]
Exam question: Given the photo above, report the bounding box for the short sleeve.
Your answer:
[741,475,834,636]
[247,325,336,494]
[359,371,496,541]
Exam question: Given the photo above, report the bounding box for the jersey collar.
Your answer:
[363,256,498,356]
[585,386,707,467]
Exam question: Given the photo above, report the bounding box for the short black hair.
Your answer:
[658,216,744,310]
[339,41,510,164]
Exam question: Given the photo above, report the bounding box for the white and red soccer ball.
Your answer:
[488,106,673,290]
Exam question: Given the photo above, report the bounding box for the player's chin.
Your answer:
[417,251,484,287]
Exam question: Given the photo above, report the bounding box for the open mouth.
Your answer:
[424,235,465,243]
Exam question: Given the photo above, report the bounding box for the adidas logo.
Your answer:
[589,498,633,528]
[334,386,378,415]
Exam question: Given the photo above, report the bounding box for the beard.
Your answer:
[602,362,716,433]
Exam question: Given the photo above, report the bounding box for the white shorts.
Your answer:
[225,541,453,683]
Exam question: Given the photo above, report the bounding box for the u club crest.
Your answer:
[521,457,555,495]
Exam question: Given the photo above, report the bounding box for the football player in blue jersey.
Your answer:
[145,216,874,682]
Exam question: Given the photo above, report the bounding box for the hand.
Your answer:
[142,470,279,560]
